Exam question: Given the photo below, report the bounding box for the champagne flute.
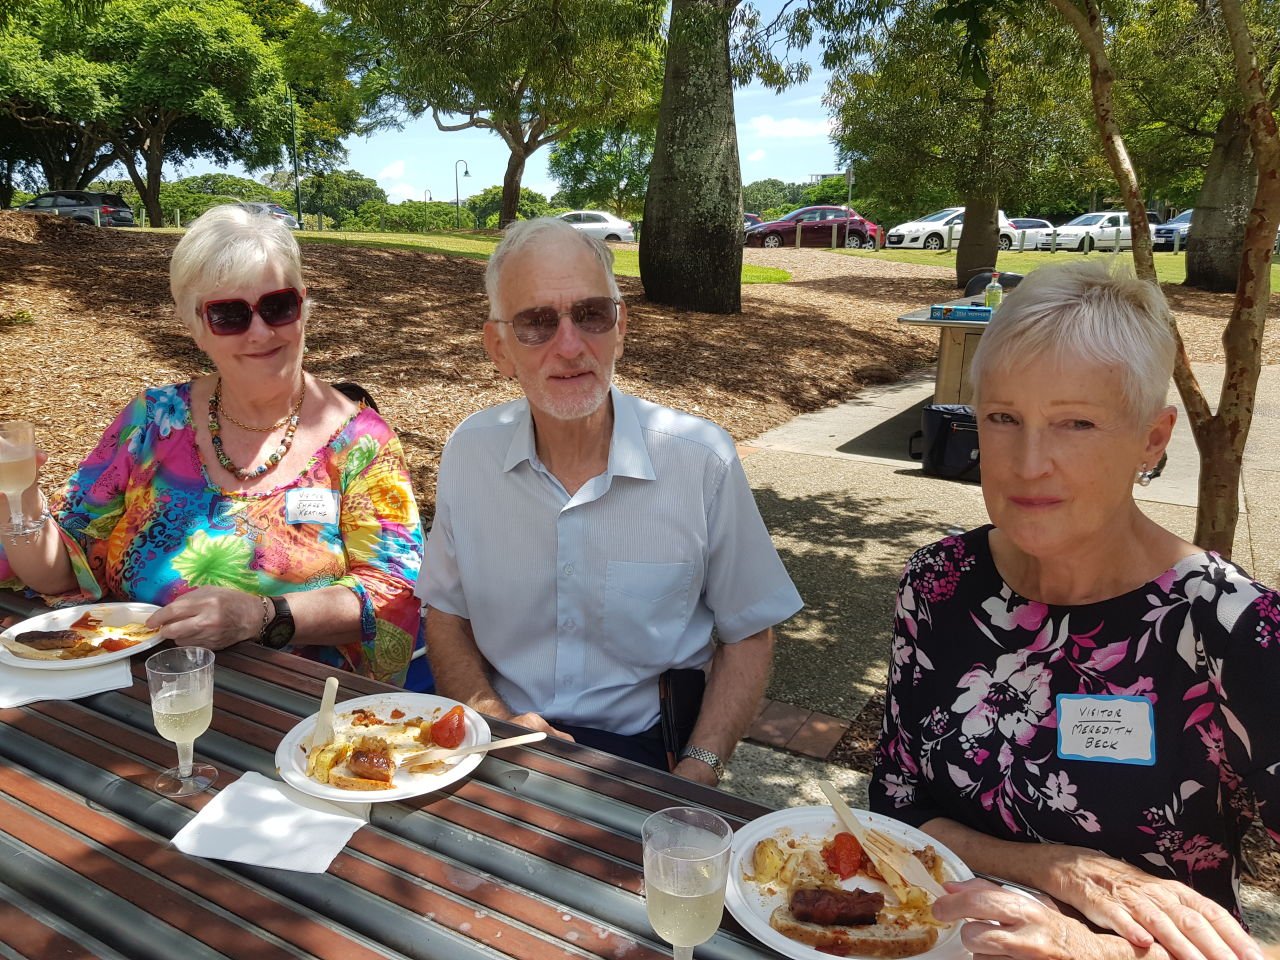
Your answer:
[642,806,733,960]
[0,421,42,537]
[145,647,218,797]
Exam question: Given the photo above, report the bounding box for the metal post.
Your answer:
[287,87,303,228]
[946,224,955,250]
[1114,227,1120,255]
[831,222,838,248]
[93,209,100,227]
[1051,230,1058,253]
[1017,230,1025,252]
[1173,231,1181,254]
[174,208,181,228]
[454,160,470,229]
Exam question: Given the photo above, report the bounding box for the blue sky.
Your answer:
[183,3,839,202]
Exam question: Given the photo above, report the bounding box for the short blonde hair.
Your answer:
[970,260,1176,424]
[484,217,622,321]
[169,204,307,336]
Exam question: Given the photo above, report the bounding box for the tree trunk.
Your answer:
[1196,0,1280,555]
[500,148,527,229]
[1184,108,1256,293]
[640,0,742,313]
[955,193,999,289]
[954,84,1000,288]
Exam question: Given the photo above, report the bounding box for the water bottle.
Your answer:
[984,272,1003,309]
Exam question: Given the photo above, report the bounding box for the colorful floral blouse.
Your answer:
[0,383,423,685]
[870,526,1280,914]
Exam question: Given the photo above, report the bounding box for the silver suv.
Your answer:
[19,191,136,227]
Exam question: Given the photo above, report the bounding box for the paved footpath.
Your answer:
[719,363,1280,937]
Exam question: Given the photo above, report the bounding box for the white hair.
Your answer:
[169,204,308,336]
[970,260,1176,424]
[484,217,622,321]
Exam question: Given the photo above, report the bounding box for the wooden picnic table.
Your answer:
[0,590,782,960]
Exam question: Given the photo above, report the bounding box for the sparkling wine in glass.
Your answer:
[642,806,733,960]
[146,646,218,797]
[0,421,42,537]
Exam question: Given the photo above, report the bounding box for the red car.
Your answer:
[744,205,880,249]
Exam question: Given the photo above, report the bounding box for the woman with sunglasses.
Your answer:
[0,204,423,684]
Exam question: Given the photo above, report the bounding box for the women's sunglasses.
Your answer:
[203,288,305,336]
[497,296,620,346]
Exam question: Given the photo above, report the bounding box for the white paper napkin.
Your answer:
[0,658,132,708]
[172,771,369,873]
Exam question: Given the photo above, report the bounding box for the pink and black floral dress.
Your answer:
[871,525,1280,914]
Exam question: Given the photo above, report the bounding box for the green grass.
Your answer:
[139,227,790,284]
[838,245,1280,286]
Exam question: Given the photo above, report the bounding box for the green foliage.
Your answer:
[328,0,665,223]
[803,176,852,206]
[178,173,286,203]
[825,0,1107,226]
[301,168,387,226]
[742,178,806,214]
[344,200,475,232]
[0,308,36,327]
[10,189,34,207]
[547,124,655,218]
[465,185,552,226]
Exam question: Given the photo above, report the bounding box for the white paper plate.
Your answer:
[0,602,163,671]
[724,805,973,960]
[275,691,492,803]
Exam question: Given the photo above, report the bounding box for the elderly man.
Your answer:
[417,217,802,785]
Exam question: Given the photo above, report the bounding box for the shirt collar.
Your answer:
[500,387,656,482]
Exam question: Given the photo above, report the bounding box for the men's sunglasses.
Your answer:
[497,296,620,346]
[203,288,305,336]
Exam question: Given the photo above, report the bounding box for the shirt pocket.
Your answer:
[604,560,694,671]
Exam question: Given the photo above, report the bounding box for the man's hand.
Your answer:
[507,712,575,742]
[148,587,264,650]
[672,756,718,786]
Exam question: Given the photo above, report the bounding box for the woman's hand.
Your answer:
[933,879,1170,960]
[148,587,265,650]
[1040,850,1261,960]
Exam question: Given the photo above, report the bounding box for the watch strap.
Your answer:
[680,745,725,783]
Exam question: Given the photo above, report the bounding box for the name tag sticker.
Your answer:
[285,489,339,525]
[1056,694,1155,766]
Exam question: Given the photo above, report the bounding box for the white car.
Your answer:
[885,207,1018,251]
[1038,211,1131,252]
[1009,218,1054,250]
[558,210,635,242]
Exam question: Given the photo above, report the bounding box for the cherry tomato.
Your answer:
[430,705,466,749]
[821,831,863,880]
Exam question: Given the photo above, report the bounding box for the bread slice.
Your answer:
[327,772,396,791]
[769,904,939,958]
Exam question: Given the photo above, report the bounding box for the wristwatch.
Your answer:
[259,596,295,650]
[680,745,725,783]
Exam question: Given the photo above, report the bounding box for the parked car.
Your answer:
[19,190,136,227]
[1153,209,1194,251]
[558,210,635,242]
[1009,218,1054,249]
[1037,211,1132,252]
[743,212,763,229]
[743,205,880,249]
[885,207,1017,251]
[236,202,300,229]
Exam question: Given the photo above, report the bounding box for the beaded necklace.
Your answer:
[208,379,304,481]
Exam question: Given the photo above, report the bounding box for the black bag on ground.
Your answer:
[908,404,981,482]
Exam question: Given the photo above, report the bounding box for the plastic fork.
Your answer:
[308,676,339,752]
[398,731,547,769]
[818,780,947,899]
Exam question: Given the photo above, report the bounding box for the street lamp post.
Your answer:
[286,87,303,228]
[455,160,470,229]
[423,189,432,202]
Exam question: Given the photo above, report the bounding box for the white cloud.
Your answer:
[745,115,833,139]
[377,160,406,181]
[746,149,766,163]
[386,182,417,202]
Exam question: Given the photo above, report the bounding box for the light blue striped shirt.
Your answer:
[418,387,803,735]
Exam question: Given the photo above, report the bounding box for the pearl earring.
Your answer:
[1135,463,1155,486]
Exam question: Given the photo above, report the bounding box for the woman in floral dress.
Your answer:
[872,261,1276,960]
[0,205,422,684]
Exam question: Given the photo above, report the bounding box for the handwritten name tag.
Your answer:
[1056,694,1155,766]
[285,488,339,525]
